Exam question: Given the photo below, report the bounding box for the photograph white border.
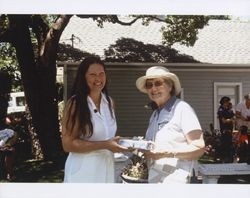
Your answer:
[1,1,250,197]
[0,0,250,15]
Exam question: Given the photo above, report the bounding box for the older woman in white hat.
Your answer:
[136,66,205,183]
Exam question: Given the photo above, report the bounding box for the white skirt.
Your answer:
[148,159,196,184]
[64,149,114,183]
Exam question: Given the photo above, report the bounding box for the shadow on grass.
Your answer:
[0,158,65,183]
[218,175,250,184]
[1,154,250,183]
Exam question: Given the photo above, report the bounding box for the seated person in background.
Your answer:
[0,95,17,181]
[0,129,17,181]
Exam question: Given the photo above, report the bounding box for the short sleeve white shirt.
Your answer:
[147,99,201,152]
[145,97,202,176]
[235,101,250,118]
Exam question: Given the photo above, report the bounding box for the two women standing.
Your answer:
[62,61,205,184]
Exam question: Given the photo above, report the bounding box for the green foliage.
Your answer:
[0,41,22,91]
[57,43,95,62]
[77,15,120,28]
[161,15,210,47]
[0,15,9,31]
[208,15,230,20]
[104,38,200,63]
[80,15,226,48]
[41,15,57,26]
[1,14,228,67]
[159,15,229,47]
[0,19,22,96]
[90,15,119,28]
[0,43,17,67]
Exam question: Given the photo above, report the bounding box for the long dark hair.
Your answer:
[66,56,113,138]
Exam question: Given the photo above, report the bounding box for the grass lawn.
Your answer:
[0,158,65,183]
[1,154,250,183]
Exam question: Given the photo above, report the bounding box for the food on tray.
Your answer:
[118,138,153,150]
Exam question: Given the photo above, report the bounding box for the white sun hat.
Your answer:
[135,66,181,95]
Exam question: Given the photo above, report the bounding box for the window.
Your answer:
[16,96,25,106]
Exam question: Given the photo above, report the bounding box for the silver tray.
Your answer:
[118,139,153,150]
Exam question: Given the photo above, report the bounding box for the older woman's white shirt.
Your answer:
[146,99,202,183]
[64,93,117,183]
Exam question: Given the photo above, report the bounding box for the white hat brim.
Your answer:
[136,73,181,95]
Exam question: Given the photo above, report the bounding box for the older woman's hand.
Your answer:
[141,150,174,160]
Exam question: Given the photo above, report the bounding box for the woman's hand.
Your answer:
[106,136,134,153]
[141,150,173,160]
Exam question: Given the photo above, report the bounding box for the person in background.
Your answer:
[217,96,235,163]
[0,95,17,182]
[235,93,250,130]
[0,71,16,182]
[135,66,205,183]
[228,102,234,113]
[217,96,235,132]
[61,56,131,183]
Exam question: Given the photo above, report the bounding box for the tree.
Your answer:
[0,14,224,161]
[58,43,94,62]
[0,42,22,91]
[0,15,72,160]
[104,38,200,63]
[0,70,12,129]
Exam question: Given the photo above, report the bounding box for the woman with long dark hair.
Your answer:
[62,56,130,183]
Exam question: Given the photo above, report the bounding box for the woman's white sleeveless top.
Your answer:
[64,93,117,183]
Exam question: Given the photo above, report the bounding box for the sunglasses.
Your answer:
[145,80,164,89]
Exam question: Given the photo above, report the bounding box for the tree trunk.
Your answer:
[10,15,64,161]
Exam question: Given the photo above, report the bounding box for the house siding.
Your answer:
[61,62,250,137]
[174,69,250,131]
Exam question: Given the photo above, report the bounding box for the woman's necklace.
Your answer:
[90,94,101,112]
[95,102,100,108]
[93,99,101,112]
